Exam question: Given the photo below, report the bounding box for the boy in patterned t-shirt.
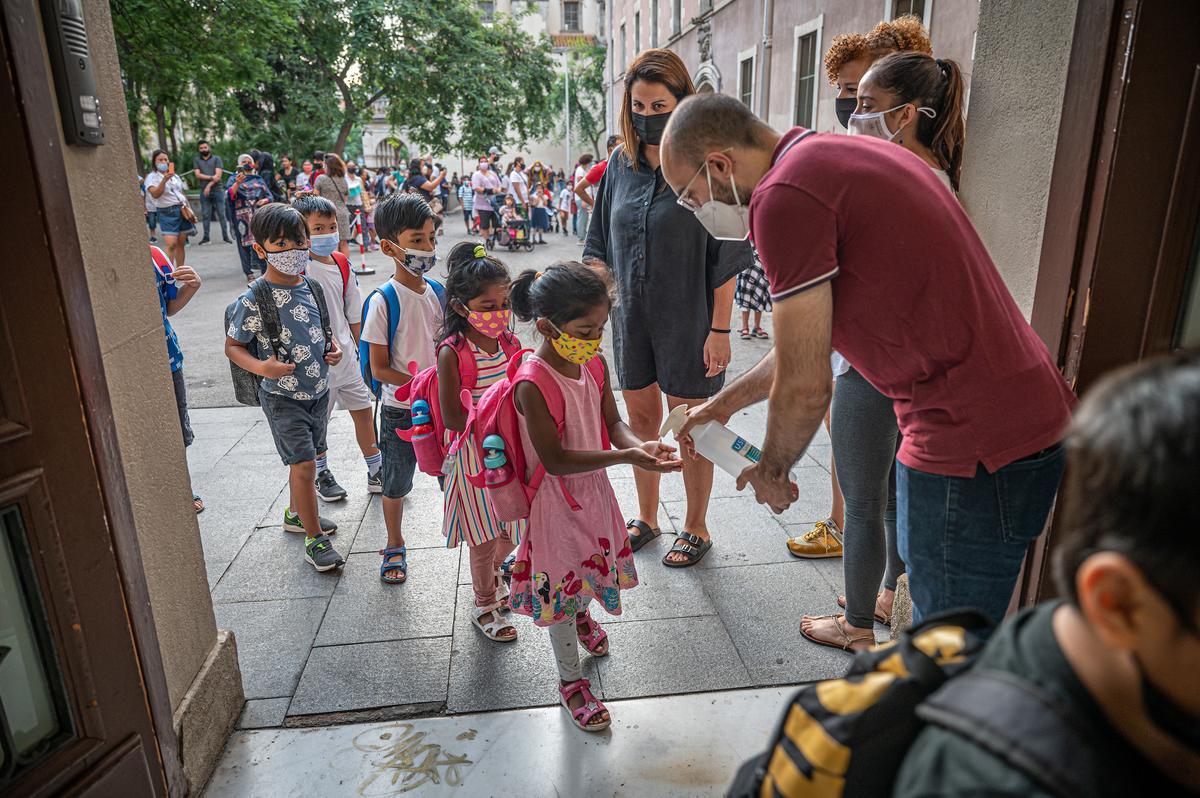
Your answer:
[225,203,346,572]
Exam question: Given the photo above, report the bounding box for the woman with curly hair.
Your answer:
[824,15,932,130]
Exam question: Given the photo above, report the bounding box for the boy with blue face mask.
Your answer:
[292,194,381,503]
[359,193,442,584]
[225,203,345,572]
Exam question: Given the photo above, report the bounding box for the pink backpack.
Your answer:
[394,331,523,476]
[461,355,609,522]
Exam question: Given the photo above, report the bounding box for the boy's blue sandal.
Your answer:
[380,546,407,584]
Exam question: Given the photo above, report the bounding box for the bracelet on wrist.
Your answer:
[710,327,732,334]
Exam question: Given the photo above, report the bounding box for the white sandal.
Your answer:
[471,603,517,642]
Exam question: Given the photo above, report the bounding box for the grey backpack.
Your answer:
[223,277,332,406]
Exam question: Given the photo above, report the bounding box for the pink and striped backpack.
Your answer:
[394,331,523,476]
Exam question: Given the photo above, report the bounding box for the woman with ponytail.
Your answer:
[850,51,967,192]
[797,48,969,653]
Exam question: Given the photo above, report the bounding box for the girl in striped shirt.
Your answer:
[436,243,527,641]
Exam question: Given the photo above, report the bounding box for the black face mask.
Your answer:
[632,111,671,146]
[835,97,858,130]
[1135,650,1200,752]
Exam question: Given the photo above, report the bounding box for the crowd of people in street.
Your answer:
[138,13,1200,793]
[140,140,613,283]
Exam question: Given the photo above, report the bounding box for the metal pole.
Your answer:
[565,51,572,172]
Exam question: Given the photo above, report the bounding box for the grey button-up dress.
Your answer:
[584,146,751,399]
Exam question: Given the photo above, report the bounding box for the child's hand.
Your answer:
[261,357,295,380]
[624,441,683,473]
[171,265,201,289]
[325,340,342,365]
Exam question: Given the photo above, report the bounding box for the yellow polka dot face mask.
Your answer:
[548,321,601,365]
[466,309,511,339]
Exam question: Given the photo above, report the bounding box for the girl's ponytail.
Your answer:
[509,269,540,323]
[930,58,966,193]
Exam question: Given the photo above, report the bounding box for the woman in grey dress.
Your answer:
[313,153,352,258]
[585,49,751,568]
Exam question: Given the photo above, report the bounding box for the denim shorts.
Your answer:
[260,389,330,465]
[156,203,193,235]
[379,406,417,499]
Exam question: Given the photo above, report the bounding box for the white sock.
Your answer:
[315,454,328,472]
[547,621,582,683]
[365,451,382,476]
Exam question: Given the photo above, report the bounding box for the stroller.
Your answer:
[502,214,533,252]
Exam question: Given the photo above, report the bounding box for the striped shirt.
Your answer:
[443,340,526,547]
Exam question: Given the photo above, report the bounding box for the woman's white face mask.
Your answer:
[848,103,936,141]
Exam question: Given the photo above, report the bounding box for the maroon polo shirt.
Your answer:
[748,127,1076,477]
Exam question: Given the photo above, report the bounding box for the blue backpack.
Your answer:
[359,278,445,400]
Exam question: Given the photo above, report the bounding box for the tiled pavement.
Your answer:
[190,380,867,729]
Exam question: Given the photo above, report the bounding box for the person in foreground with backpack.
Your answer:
[292,195,383,501]
[224,203,345,572]
[506,263,683,732]
[359,193,443,584]
[894,352,1200,797]
[727,353,1199,798]
[436,243,527,642]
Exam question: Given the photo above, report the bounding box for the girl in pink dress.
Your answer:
[508,262,683,732]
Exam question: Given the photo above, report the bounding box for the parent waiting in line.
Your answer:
[584,49,752,568]
[224,153,273,283]
[662,94,1075,623]
[314,153,353,258]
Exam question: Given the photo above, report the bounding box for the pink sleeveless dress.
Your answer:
[509,356,638,627]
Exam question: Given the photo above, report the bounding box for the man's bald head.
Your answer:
[662,93,777,173]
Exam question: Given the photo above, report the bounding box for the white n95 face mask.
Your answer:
[691,162,749,241]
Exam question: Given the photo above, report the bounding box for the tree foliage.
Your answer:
[297,0,557,156]
[549,42,607,157]
[111,0,558,167]
[111,0,293,163]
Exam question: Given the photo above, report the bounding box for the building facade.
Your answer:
[363,0,608,171]
[604,1,978,137]
[5,0,1200,793]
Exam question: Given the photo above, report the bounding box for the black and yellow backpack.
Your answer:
[728,611,1101,798]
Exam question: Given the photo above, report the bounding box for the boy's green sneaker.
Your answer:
[304,534,344,572]
[283,507,338,535]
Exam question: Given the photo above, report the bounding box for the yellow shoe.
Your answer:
[787,519,843,559]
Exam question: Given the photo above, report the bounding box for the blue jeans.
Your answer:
[897,443,1066,626]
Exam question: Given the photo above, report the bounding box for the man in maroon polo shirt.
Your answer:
[660,93,1076,625]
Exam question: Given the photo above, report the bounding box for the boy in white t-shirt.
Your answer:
[360,193,442,584]
[292,195,382,501]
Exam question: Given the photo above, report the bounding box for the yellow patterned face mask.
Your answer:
[548,321,601,364]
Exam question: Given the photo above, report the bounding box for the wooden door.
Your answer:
[1020,0,1200,603]
[0,4,168,796]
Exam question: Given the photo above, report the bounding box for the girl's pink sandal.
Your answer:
[558,678,610,732]
[575,613,609,656]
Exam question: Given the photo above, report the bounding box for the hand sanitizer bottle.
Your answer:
[659,405,764,478]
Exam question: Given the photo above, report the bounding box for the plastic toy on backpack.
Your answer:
[480,434,529,519]
[406,397,452,477]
